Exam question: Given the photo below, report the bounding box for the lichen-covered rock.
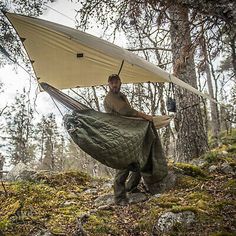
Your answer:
[209,165,218,173]
[152,211,195,235]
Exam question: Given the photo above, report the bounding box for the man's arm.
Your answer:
[104,93,153,121]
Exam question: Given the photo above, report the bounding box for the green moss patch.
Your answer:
[174,163,207,177]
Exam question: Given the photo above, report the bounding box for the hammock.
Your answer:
[40,82,168,184]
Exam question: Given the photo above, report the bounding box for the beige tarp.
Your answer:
[6,12,215,102]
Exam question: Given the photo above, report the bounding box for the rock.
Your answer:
[209,165,218,173]
[221,150,228,155]
[145,171,176,194]
[64,200,76,206]
[190,158,207,167]
[83,188,97,194]
[94,192,148,206]
[6,162,36,181]
[100,181,113,190]
[128,192,147,204]
[152,211,195,235]
[220,163,234,174]
[32,228,53,236]
[153,194,161,198]
[94,194,114,206]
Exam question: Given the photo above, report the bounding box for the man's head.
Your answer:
[108,74,121,93]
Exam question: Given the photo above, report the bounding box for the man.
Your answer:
[104,74,154,205]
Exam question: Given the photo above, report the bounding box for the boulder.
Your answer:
[152,211,195,235]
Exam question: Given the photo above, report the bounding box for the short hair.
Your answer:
[108,74,120,82]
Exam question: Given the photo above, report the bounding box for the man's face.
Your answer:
[108,79,121,93]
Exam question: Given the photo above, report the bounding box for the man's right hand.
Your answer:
[138,112,153,122]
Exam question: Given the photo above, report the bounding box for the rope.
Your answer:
[118,60,124,75]
[49,95,64,117]
[44,4,75,23]
[179,102,200,112]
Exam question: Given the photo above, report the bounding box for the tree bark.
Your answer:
[169,5,208,162]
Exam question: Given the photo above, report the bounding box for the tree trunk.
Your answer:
[203,44,220,143]
[169,5,208,162]
[229,33,236,77]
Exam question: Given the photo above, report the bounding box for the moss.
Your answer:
[224,179,236,195]
[204,151,219,163]
[210,232,236,236]
[175,163,207,177]
[224,179,236,188]
[220,130,236,145]
[84,215,119,235]
[222,157,236,167]
[154,194,180,207]
[175,175,200,189]
[171,205,199,214]
[188,191,211,201]
[215,200,236,211]
[35,171,91,187]
[0,219,12,231]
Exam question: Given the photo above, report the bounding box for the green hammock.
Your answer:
[40,82,168,184]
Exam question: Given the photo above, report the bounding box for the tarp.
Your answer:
[5,12,216,103]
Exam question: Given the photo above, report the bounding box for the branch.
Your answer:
[0,105,7,116]
[1,180,8,197]
[127,47,172,52]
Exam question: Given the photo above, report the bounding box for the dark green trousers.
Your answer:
[113,169,141,203]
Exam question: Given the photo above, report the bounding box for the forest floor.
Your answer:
[0,130,235,236]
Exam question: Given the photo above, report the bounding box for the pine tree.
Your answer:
[36,113,62,170]
[5,89,35,165]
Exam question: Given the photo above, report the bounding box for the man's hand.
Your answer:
[138,112,153,122]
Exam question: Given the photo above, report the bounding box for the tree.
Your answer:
[0,152,5,178]
[35,113,62,171]
[197,31,221,144]
[5,89,35,165]
[168,5,209,161]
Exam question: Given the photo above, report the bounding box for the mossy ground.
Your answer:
[0,131,235,235]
